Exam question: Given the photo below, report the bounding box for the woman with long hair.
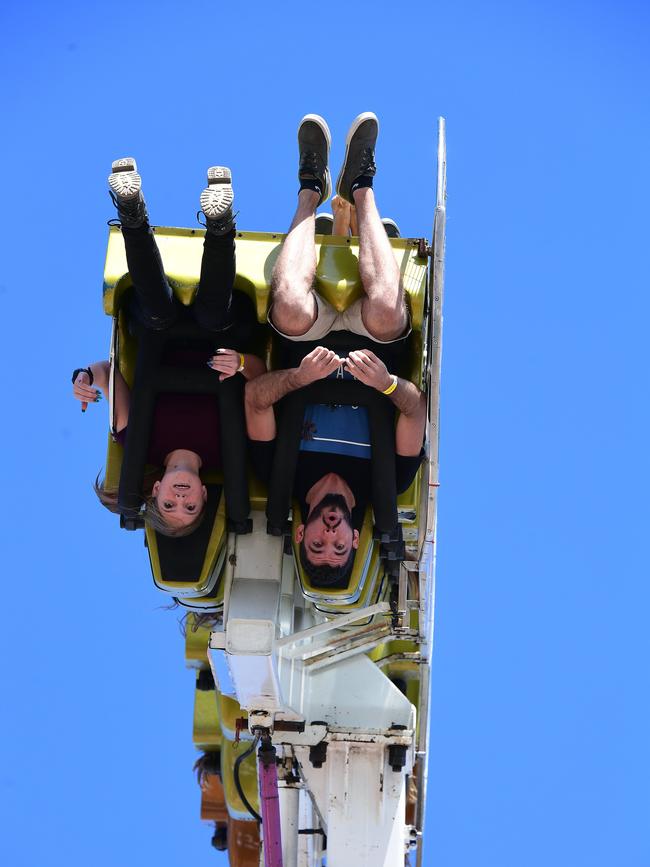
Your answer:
[73,159,265,536]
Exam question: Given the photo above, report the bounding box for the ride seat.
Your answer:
[146,485,227,597]
[102,305,233,598]
[102,226,429,598]
[291,504,379,609]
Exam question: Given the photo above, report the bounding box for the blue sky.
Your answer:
[1,1,649,865]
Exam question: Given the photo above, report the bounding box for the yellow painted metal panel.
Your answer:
[193,684,222,752]
[184,617,211,666]
[217,693,248,742]
[221,738,260,821]
[103,226,427,330]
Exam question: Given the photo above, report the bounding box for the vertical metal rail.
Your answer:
[259,736,284,867]
[108,317,118,438]
[415,116,447,867]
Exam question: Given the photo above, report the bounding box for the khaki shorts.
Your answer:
[268,292,411,345]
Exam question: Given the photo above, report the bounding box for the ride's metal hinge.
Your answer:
[276,601,390,651]
[417,238,431,259]
[301,624,391,669]
[396,564,409,620]
[391,627,420,639]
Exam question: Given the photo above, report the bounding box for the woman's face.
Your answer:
[152,469,207,529]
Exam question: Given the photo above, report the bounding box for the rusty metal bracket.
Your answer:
[417,238,431,259]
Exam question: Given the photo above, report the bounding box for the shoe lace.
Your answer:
[299,151,322,177]
[358,147,376,176]
[196,208,238,231]
[108,188,147,221]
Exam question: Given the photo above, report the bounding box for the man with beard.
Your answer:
[245,112,426,587]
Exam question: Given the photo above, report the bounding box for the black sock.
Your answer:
[350,175,373,198]
[299,178,323,198]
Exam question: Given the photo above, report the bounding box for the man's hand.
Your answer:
[245,347,342,441]
[344,349,392,392]
[209,348,243,381]
[295,346,343,387]
[72,370,102,413]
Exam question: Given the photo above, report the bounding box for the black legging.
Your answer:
[121,224,243,332]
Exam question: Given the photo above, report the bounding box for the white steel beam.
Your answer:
[295,741,409,867]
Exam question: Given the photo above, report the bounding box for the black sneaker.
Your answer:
[108,157,148,228]
[298,114,331,205]
[199,166,235,235]
[335,112,378,204]
[315,213,334,235]
[382,218,401,239]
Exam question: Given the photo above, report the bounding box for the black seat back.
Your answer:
[118,324,250,531]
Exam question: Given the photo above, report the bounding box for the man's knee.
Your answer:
[271,269,312,299]
[270,286,316,334]
[361,296,408,341]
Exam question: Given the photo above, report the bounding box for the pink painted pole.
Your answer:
[258,737,283,867]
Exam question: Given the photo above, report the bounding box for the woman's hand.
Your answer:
[295,346,343,387]
[72,370,102,413]
[344,349,393,392]
[209,348,244,381]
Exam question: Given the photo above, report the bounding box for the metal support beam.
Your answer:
[414,114,447,867]
[275,602,390,650]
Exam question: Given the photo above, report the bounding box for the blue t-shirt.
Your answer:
[299,367,371,460]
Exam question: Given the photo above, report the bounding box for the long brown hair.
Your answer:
[94,472,206,538]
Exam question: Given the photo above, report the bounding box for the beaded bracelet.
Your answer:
[382,375,398,395]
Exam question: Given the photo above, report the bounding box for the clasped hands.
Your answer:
[294,346,393,392]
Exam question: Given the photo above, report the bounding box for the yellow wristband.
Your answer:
[382,375,398,395]
[237,354,245,372]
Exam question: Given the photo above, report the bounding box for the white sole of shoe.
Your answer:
[335,111,379,201]
[315,213,334,235]
[200,166,234,218]
[298,113,332,203]
[381,218,400,238]
[109,157,141,201]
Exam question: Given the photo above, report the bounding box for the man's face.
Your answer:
[295,494,360,567]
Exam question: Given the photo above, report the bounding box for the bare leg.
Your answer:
[350,204,359,237]
[332,195,352,236]
[271,189,320,335]
[353,187,408,341]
